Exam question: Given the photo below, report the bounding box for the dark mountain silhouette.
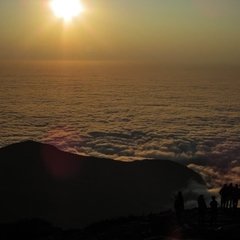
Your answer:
[0,140,204,227]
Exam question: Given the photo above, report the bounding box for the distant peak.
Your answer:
[9,140,55,148]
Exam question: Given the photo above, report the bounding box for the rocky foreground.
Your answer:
[0,208,240,240]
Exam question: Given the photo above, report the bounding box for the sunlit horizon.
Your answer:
[0,1,240,64]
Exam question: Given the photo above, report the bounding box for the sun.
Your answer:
[50,0,85,22]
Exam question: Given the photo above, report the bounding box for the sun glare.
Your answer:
[50,0,85,22]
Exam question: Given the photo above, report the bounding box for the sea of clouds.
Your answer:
[0,62,239,192]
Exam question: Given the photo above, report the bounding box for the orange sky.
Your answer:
[0,0,240,65]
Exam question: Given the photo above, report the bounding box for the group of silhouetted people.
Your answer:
[219,183,239,209]
[174,184,239,227]
[197,194,218,226]
[174,191,219,226]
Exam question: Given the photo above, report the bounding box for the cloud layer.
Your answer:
[0,63,240,192]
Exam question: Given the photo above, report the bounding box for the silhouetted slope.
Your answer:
[0,141,204,227]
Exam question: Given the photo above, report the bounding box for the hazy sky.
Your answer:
[0,0,240,64]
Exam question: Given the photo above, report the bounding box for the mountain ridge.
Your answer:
[0,140,205,227]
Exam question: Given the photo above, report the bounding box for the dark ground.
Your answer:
[0,141,204,227]
[0,208,239,240]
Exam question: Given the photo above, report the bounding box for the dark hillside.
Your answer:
[0,141,204,227]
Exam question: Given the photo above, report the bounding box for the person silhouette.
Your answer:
[174,191,184,225]
[226,183,233,208]
[210,196,218,226]
[197,195,207,226]
[219,184,228,209]
[233,184,239,209]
